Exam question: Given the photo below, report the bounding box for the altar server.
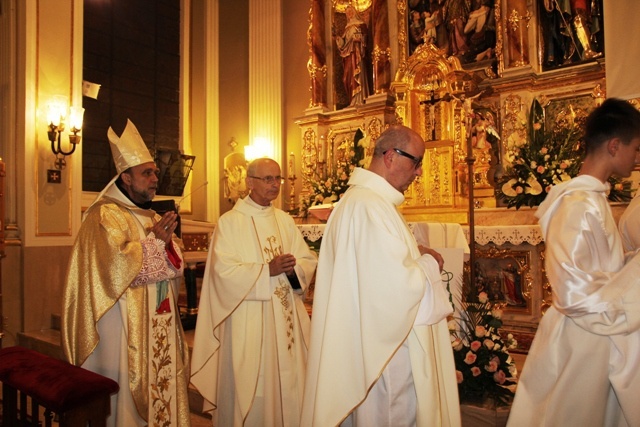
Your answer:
[191,157,317,426]
[508,98,640,427]
[300,125,460,426]
[62,119,191,426]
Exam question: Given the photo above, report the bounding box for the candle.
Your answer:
[289,152,295,177]
[319,135,325,162]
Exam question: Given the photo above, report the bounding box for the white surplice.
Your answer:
[507,175,640,427]
[300,168,460,427]
[190,196,317,426]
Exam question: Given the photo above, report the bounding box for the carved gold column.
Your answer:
[307,0,327,108]
[372,0,391,94]
[396,0,408,74]
[506,0,531,68]
[508,9,531,67]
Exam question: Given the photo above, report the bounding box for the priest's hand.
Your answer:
[151,211,178,245]
[419,245,444,272]
[269,254,297,276]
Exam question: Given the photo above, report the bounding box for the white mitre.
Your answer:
[84,119,155,216]
[107,118,154,174]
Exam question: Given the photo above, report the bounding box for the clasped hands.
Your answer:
[269,253,297,277]
[418,245,445,272]
[151,211,178,245]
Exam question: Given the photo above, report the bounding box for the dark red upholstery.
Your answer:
[0,346,119,413]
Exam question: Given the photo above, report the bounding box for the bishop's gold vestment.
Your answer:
[62,184,191,427]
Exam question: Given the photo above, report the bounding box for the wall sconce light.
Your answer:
[46,96,84,169]
[244,136,271,161]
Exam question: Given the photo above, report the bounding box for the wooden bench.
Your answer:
[0,346,119,427]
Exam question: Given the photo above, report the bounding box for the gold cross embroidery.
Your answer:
[274,279,295,352]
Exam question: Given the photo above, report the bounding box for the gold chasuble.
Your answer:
[191,196,317,427]
[62,184,190,427]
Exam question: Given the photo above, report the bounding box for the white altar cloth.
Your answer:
[464,225,543,246]
[297,222,470,255]
[297,223,542,247]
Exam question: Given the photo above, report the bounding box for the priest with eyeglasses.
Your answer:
[301,125,460,426]
[191,157,318,426]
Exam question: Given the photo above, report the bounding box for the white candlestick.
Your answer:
[289,152,295,177]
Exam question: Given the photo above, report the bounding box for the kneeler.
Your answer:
[0,346,119,427]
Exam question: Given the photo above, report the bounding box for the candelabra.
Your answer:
[288,175,297,213]
[288,151,297,214]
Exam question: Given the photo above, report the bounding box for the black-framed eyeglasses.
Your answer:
[249,175,285,185]
[384,148,423,169]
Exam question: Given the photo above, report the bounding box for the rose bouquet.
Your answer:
[450,291,518,406]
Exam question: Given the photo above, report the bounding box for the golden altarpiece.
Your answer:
[295,0,609,345]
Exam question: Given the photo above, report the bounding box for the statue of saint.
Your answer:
[334,5,370,106]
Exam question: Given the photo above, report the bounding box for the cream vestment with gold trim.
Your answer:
[191,196,317,426]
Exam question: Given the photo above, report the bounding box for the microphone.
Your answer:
[177,181,209,212]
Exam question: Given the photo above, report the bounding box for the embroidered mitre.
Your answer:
[107,119,154,173]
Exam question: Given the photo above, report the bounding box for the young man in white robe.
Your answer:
[300,125,461,427]
[507,98,640,427]
[191,158,318,426]
[62,119,191,426]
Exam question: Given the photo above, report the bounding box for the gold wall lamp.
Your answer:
[46,95,84,169]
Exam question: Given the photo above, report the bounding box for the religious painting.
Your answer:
[332,1,373,110]
[406,0,499,69]
[537,0,604,71]
[464,241,547,354]
[466,244,533,314]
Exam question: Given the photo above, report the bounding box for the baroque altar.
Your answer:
[292,0,616,348]
[295,0,610,225]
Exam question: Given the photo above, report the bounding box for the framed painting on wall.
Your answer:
[469,244,532,313]
[404,0,500,72]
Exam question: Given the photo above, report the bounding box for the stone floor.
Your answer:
[191,412,212,426]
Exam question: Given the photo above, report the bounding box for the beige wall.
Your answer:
[23,246,72,331]
[1,0,82,347]
[2,246,23,347]
[1,245,71,346]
